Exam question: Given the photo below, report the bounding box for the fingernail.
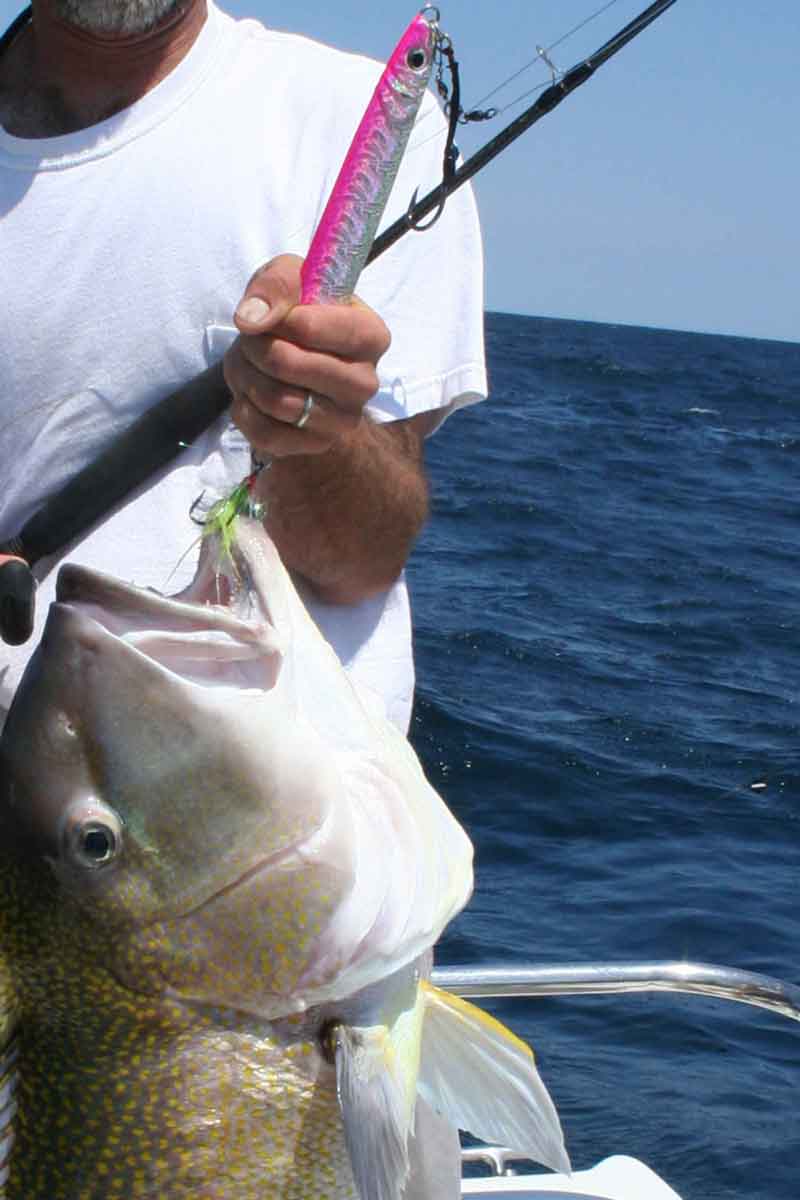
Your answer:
[236,297,271,325]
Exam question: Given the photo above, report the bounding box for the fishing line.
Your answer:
[463,0,625,117]
[477,71,558,124]
[547,0,625,55]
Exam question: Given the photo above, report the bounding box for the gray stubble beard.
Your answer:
[53,0,189,35]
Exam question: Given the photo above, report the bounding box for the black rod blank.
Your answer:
[0,364,230,566]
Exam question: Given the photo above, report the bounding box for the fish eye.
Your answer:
[78,823,119,865]
[61,801,123,871]
[406,47,428,71]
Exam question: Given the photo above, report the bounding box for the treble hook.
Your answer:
[189,490,210,526]
[404,185,445,232]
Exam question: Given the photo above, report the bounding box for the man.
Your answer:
[0,0,486,731]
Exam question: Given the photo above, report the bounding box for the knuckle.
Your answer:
[348,298,391,359]
[230,388,254,421]
[353,366,380,405]
[237,332,273,370]
[230,395,252,437]
[233,405,280,454]
[373,318,391,359]
[266,338,303,381]
[222,354,238,394]
[251,254,302,305]
[275,389,306,423]
[222,340,244,384]
[287,304,316,341]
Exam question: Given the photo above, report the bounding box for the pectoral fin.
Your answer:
[418,982,570,1176]
[331,1021,417,1200]
[402,1096,461,1200]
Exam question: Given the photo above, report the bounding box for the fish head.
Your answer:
[1,522,342,910]
[0,519,472,1015]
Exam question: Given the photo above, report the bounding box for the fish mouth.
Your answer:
[51,529,285,688]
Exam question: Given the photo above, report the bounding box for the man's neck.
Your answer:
[0,0,207,138]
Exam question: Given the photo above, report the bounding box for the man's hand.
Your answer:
[223,254,391,457]
[221,255,430,606]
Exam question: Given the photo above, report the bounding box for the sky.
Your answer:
[2,0,797,343]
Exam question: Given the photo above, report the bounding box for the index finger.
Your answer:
[273,296,392,362]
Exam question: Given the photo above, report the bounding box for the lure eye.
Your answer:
[61,800,123,871]
[406,47,429,72]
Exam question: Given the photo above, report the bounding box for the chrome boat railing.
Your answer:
[441,962,798,1195]
[431,961,800,1023]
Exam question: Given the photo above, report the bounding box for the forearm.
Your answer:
[258,417,429,605]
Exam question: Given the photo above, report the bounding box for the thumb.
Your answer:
[234,253,304,333]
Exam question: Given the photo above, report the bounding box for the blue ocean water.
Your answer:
[407,313,800,1200]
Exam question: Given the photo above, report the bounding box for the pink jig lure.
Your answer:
[204,12,438,540]
[300,10,439,305]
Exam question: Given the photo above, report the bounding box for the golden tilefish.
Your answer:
[0,519,568,1198]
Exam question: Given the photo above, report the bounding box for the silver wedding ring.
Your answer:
[295,393,314,429]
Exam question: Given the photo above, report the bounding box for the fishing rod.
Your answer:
[369,0,679,262]
[0,0,679,645]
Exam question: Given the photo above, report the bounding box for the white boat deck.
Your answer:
[462,1153,682,1199]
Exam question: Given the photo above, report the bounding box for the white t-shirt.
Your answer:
[0,2,486,731]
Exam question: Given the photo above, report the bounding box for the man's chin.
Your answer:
[54,0,188,36]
